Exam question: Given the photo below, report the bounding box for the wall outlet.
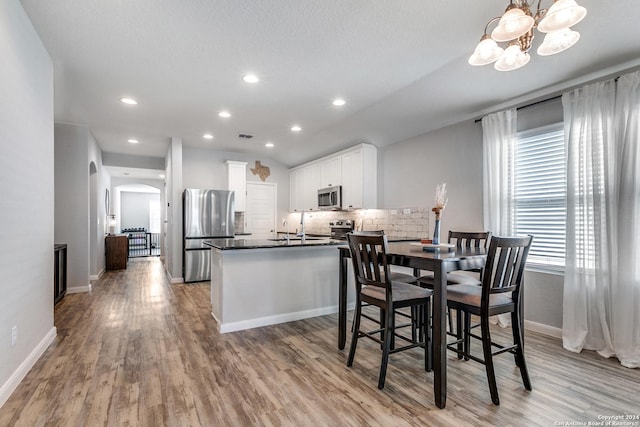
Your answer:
[11,325,17,348]
[403,208,411,214]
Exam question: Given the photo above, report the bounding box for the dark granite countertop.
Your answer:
[203,236,421,250]
[203,237,344,250]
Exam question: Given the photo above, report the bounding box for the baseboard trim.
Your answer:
[214,306,340,334]
[525,320,562,339]
[0,327,57,408]
[89,269,104,282]
[164,267,184,284]
[67,284,92,294]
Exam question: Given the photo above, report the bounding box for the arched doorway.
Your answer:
[114,183,162,258]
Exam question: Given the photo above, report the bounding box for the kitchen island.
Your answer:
[203,238,351,333]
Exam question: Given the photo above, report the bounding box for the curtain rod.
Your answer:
[474,95,562,123]
[473,70,634,124]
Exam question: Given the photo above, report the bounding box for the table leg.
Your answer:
[338,250,347,350]
[433,266,447,409]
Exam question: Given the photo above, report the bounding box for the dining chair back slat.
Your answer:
[485,236,530,296]
[449,231,492,250]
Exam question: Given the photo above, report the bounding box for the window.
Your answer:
[513,123,566,271]
[149,199,161,233]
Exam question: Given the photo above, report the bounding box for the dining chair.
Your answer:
[417,231,492,334]
[445,235,533,405]
[417,231,492,287]
[352,230,418,284]
[349,230,422,347]
[346,232,433,389]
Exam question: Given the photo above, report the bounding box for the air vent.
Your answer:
[237,133,254,139]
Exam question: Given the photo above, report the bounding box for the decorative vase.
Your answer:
[433,218,441,245]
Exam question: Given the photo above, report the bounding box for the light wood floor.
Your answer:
[1,258,638,426]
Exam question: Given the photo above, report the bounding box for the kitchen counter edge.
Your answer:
[203,236,420,251]
[203,238,345,250]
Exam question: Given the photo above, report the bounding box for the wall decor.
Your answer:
[250,160,270,181]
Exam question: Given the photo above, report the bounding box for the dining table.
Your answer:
[337,241,487,409]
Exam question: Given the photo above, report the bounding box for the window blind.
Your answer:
[514,124,566,269]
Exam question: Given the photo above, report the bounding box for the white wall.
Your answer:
[120,191,160,231]
[381,120,485,234]
[0,0,56,407]
[165,138,183,282]
[54,124,90,289]
[88,132,109,278]
[55,124,110,285]
[182,147,291,225]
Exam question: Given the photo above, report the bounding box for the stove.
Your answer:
[329,220,354,240]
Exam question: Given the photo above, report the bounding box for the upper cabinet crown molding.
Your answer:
[289,143,377,212]
[225,161,247,212]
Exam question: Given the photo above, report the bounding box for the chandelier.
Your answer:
[469,0,587,71]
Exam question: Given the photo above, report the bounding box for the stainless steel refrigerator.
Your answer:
[183,189,235,282]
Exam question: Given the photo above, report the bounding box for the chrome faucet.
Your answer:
[296,210,306,238]
[282,218,290,242]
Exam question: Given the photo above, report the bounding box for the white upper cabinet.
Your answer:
[302,163,321,211]
[320,156,342,188]
[225,160,247,212]
[341,145,377,209]
[289,143,377,212]
[289,168,303,212]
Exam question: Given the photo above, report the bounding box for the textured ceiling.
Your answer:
[20,0,640,169]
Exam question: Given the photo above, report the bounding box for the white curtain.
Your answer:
[482,109,517,327]
[562,70,640,367]
[611,71,640,367]
[482,109,516,237]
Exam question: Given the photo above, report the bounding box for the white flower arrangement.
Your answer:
[434,182,448,210]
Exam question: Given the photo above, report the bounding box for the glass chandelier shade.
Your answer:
[491,6,535,42]
[537,28,580,56]
[495,43,531,71]
[469,36,505,66]
[468,0,587,71]
[537,0,587,33]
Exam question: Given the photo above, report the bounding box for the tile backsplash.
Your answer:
[284,208,433,240]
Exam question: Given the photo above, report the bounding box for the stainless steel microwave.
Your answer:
[318,186,342,210]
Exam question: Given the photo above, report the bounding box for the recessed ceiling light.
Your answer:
[128,139,139,144]
[265,142,274,148]
[332,98,346,106]
[203,134,214,139]
[219,111,231,118]
[120,98,137,105]
[243,74,259,83]
[291,125,302,132]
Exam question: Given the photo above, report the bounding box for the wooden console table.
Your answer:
[105,235,128,270]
